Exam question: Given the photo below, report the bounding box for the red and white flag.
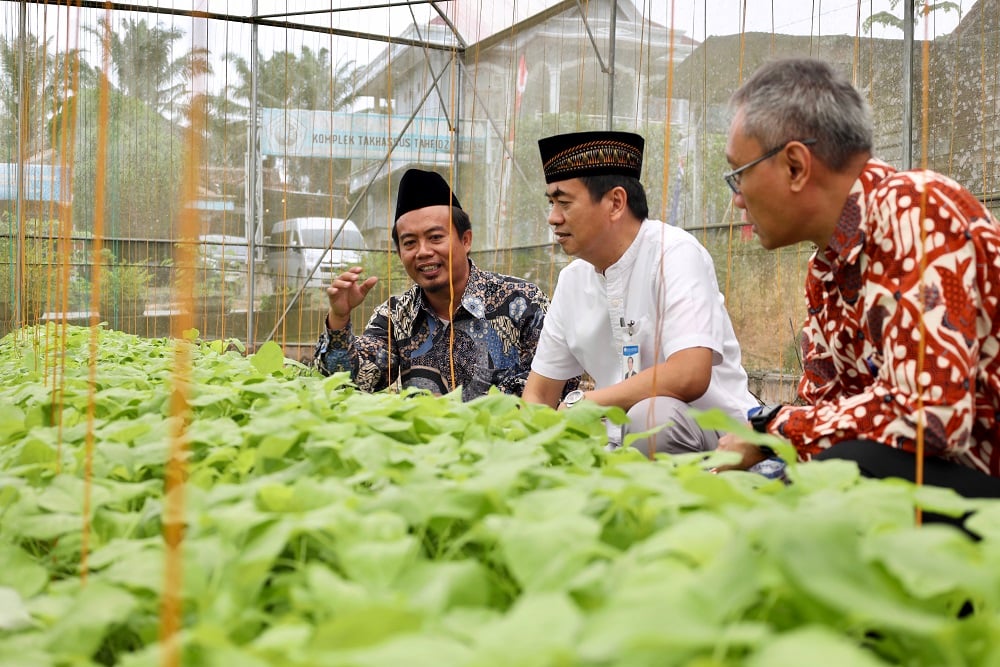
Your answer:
[515,54,528,112]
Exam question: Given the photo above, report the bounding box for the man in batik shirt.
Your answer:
[314,168,558,401]
[717,57,1000,498]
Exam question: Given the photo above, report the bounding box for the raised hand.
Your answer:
[326,266,379,330]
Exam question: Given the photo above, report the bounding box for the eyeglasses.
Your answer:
[723,138,817,194]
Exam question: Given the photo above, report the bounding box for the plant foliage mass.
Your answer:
[0,325,999,666]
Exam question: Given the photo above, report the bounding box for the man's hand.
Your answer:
[326,266,378,330]
[714,433,769,472]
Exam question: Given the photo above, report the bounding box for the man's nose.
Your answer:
[732,191,747,212]
[415,239,433,255]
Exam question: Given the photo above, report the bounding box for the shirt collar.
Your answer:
[413,258,485,319]
[599,219,649,278]
[816,158,896,273]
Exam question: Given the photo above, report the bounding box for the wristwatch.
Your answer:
[563,389,586,408]
[749,404,783,433]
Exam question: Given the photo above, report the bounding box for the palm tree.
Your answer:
[0,32,89,157]
[226,46,358,116]
[222,46,361,191]
[85,17,211,118]
[863,0,961,33]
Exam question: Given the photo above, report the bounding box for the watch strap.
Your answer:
[749,404,783,433]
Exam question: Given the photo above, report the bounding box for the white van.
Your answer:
[266,217,366,287]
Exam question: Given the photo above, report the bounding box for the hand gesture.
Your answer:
[712,433,767,472]
[326,266,378,329]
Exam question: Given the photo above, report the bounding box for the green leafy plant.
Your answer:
[72,248,153,320]
[0,323,998,666]
[0,215,66,317]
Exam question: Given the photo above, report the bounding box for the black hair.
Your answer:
[578,174,649,220]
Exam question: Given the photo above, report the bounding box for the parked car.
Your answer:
[266,217,365,287]
[197,234,249,284]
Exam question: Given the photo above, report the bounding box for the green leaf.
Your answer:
[10,512,83,540]
[864,525,991,600]
[470,592,582,665]
[99,548,165,593]
[250,340,286,375]
[693,407,798,462]
[36,474,111,514]
[45,581,138,657]
[309,604,425,651]
[757,512,948,634]
[912,483,979,518]
[96,413,156,444]
[492,512,602,592]
[0,587,34,631]
[0,544,49,598]
[338,535,420,590]
[965,503,1000,541]
[257,432,299,460]
[250,622,313,653]
[313,634,473,667]
[395,560,493,614]
[0,404,26,440]
[16,438,58,466]
[746,626,888,667]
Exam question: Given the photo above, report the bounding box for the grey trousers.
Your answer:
[621,396,721,456]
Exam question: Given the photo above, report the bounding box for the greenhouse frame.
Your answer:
[3,1,1000,665]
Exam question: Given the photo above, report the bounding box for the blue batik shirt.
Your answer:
[314,260,555,400]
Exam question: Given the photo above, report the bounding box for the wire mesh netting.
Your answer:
[7,2,1000,665]
[0,0,993,375]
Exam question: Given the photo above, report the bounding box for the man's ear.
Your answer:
[787,141,812,193]
[607,185,629,219]
[461,229,473,250]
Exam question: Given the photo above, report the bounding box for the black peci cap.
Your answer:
[394,168,463,222]
[537,131,644,183]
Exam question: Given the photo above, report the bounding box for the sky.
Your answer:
[646,0,966,42]
[1,0,971,93]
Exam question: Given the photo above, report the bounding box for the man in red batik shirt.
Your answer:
[717,57,1000,502]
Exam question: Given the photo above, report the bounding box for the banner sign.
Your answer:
[261,109,479,163]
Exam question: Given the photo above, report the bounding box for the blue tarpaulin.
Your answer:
[0,164,69,203]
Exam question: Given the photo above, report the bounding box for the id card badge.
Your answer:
[622,344,640,380]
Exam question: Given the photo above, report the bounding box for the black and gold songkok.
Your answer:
[537,131,644,184]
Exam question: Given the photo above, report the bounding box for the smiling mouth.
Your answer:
[418,263,443,274]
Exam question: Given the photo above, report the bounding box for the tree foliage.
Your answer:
[220,46,361,191]
[863,0,962,34]
[83,17,211,118]
[0,32,89,158]
[69,85,182,240]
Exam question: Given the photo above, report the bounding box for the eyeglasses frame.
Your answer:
[723,138,817,194]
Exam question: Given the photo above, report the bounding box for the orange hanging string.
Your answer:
[912,5,936,525]
[447,46,458,393]
[646,0,679,457]
[157,13,208,665]
[82,5,115,586]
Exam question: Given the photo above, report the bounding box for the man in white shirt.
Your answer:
[522,131,757,455]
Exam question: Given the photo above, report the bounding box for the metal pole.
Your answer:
[246,0,259,346]
[453,50,463,185]
[14,1,27,327]
[901,0,914,170]
[606,0,617,129]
